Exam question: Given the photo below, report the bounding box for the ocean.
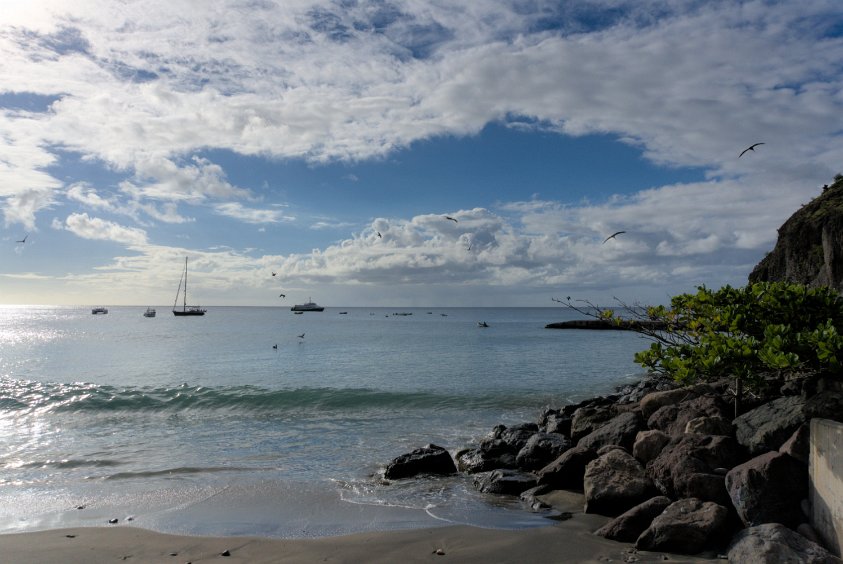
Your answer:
[0,305,650,538]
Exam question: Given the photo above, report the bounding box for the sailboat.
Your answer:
[172,257,207,316]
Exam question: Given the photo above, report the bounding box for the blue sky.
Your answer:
[2,1,842,306]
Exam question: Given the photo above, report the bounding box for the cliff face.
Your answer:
[749,178,843,292]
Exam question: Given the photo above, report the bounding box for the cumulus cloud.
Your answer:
[214,202,292,224]
[62,212,148,246]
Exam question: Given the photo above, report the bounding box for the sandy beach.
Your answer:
[0,491,717,563]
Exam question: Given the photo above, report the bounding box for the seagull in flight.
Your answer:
[377,231,382,238]
[603,231,626,244]
[16,234,27,243]
[739,143,765,158]
[297,333,305,339]
[271,271,277,276]
[445,216,458,223]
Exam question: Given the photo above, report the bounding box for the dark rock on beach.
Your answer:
[647,433,743,505]
[577,411,644,452]
[726,450,808,529]
[646,394,730,438]
[583,448,658,516]
[635,497,729,554]
[536,444,598,490]
[515,432,571,470]
[733,395,807,456]
[383,444,457,480]
[570,405,617,442]
[728,523,843,564]
[632,429,670,464]
[473,468,538,496]
[455,439,517,473]
[594,495,672,543]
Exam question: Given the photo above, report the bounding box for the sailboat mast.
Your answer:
[184,257,188,311]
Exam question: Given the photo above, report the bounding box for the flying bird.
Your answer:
[377,231,382,238]
[739,143,765,158]
[272,344,278,349]
[602,231,626,244]
[16,234,27,243]
[297,333,305,339]
[271,271,277,276]
[445,216,458,223]
[279,294,286,298]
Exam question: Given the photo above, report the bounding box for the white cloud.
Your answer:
[63,212,148,246]
[214,202,292,224]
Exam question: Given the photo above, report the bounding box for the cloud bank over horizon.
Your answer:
[1,1,842,305]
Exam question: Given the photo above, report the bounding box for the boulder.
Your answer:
[455,439,517,473]
[543,413,572,436]
[583,448,658,516]
[383,444,457,480]
[726,450,808,528]
[779,423,811,464]
[636,498,729,554]
[647,434,743,505]
[571,405,617,441]
[805,391,843,423]
[639,384,713,419]
[577,411,644,452]
[515,432,571,470]
[728,523,843,564]
[733,395,806,456]
[647,395,730,437]
[594,496,672,543]
[473,469,538,496]
[685,415,733,436]
[632,430,670,464]
[496,423,539,452]
[536,445,598,490]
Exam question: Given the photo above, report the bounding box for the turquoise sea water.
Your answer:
[0,305,649,537]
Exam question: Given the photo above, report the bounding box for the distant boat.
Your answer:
[338,311,348,314]
[294,311,304,315]
[290,298,324,312]
[143,307,156,318]
[91,307,108,315]
[172,257,206,316]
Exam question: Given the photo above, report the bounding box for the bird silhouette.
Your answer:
[603,231,626,244]
[279,294,286,298]
[297,333,305,339]
[16,234,27,243]
[272,344,278,349]
[739,143,765,158]
[271,271,277,276]
[377,231,382,238]
[445,216,458,223]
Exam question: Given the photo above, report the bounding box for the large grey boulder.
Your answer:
[728,523,843,564]
[536,444,598,490]
[577,411,645,452]
[647,395,730,437]
[583,448,658,516]
[571,405,617,441]
[496,423,540,452]
[639,384,713,419]
[455,438,517,473]
[733,395,806,456]
[383,444,457,479]
[726,450,808,528]
[779,422,810,464]
[473,468,538,496]
[515,432,571,470]
[647,433,743,505]
[685,415,734,436]
[635,498,729,554]
[632,429,670,464]
[594,495,672,543]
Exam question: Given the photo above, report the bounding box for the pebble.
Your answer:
[65,534,76,539]
[220,549,231,557]
[108,518,119,524]
[433,548,445,556]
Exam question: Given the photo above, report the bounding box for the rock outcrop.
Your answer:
[749,177,843,291]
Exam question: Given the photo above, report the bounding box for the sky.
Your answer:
[1,0,842,307]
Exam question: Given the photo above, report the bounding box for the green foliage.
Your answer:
[629,282,843,390]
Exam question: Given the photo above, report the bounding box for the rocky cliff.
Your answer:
[749,177,843,292]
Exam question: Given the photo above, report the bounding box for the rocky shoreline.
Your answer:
[383,372,843,562]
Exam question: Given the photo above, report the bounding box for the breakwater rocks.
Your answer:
[382,374,843,561]
[545,319,669,331]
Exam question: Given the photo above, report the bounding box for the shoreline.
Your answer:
[0,491,716,563]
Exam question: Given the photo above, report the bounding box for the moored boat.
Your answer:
[143,307,156,318]
[290,298,324,312]
[91,307,108,314]
[172,257,206,316]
